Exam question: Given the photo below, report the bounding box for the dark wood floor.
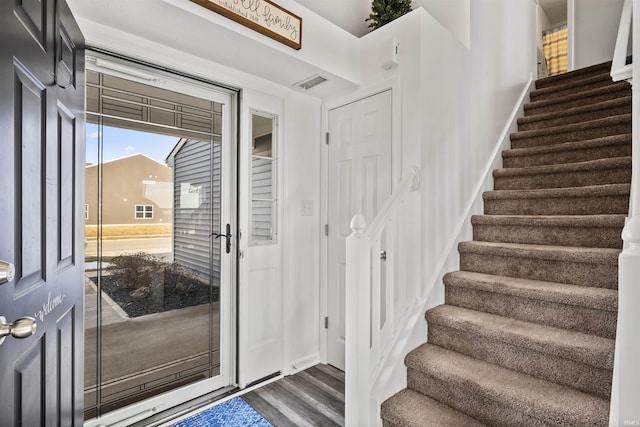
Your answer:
[242,364,345,427]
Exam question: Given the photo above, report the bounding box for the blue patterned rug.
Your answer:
[172,397,272,427]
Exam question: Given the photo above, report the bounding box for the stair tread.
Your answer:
[444,270,618,312]
[458,241,620,263]
[530,73,614,99]
[524,82,630,111]
[483,183,630,200]
[503,134,631,158]
[511,114,631,141]
[518,96,630,125]
[471,214,625,228]
[381,389,487,427]
[535,62,612,88]
[493,156,631,178]
[406,344,610,425]
[427,304,614,369]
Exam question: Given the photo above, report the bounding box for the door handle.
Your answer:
[0,260,15,285]
[211,224,232,254]
[0,316,37,346]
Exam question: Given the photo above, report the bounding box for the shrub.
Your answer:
[108,252,163,298]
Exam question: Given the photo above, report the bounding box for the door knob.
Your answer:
[0,260,15,285]
[0,316,37,346]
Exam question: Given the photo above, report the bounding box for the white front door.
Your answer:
[327,90,392,370]
[238,110,283,387]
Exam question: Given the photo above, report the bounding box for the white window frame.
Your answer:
[135,204,153,219]
[249,110,278,246]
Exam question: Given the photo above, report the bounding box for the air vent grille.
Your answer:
[295,75,328,90]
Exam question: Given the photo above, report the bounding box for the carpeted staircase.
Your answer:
[381,61,632,426]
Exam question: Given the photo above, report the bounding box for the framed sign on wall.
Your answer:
[190,0,302,50]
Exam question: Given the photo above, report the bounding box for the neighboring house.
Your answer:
[85,153,173,226]
[166,138,222,282]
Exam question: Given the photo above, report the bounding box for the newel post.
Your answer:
[345,214,372,427]
[615,218,640,423]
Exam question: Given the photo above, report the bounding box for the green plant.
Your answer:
[366,0,412,30]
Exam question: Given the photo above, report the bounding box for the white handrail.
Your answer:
[364,166,421,238]
[345,166,420,427]
[611,0,633,83]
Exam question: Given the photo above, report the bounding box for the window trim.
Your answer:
[135,204,153,219]
[249,110,277,246]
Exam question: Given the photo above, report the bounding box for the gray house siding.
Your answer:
[172,139,222,283]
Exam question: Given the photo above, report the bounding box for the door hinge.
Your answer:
[324,224,329,236]
[325,132,329,145]
[324,316,329,329]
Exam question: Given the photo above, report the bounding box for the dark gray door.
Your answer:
[0,0,85,425]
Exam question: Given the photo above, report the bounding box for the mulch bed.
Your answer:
[92,276,219,318]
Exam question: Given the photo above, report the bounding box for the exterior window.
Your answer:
[250,112,277,245]
[85,204,89,220]
[135,204,153,219]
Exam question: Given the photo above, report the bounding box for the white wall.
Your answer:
[413,0,471,48]
[69,0,361,98]
[325,0,537,405]
[537,2,552,49]
[573,0,625,69]
[282,92,323,373]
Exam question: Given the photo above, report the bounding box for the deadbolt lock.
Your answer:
[0,260,15,286]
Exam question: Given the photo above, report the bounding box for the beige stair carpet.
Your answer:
[381,61,631,426]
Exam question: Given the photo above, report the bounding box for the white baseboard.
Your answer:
[286,353,321,375]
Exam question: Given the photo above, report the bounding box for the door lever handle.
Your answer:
[0,316,37,346]
[211,224,232,254]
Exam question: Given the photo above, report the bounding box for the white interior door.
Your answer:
[327,90,392,371]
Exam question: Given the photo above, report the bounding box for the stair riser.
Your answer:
[494,167,632,190]
[530,80,614,102]
[472,223,623,249]
[445,285,617,338]
[428,325,612,398]
[484,194,629,216]
[524,89,630,116]
[518,104,630,131]
[459,252,617,288]
[511,123,631,149]
[503,144,632,168]
[407,369,562,427]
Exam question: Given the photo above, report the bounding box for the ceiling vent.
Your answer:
[295,74,328,90]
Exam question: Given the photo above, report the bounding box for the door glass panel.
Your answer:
[250,113,277,245]
[84,70,225,418]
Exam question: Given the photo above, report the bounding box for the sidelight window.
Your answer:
[250,112,277,245]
